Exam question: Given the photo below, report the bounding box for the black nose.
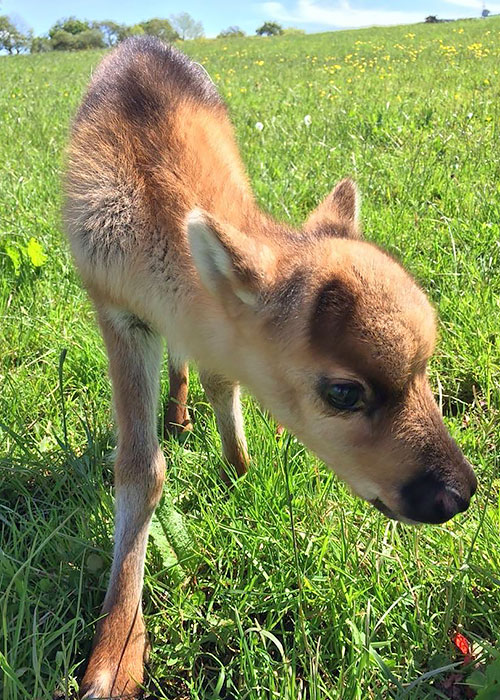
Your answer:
[401,470,474,524]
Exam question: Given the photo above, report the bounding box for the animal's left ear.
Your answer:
[304,178,362,239]
[187,208,276,311]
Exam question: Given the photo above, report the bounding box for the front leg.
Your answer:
[80,309,165,699]
[200,371,249,483]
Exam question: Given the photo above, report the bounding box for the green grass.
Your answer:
[1,18,500,700]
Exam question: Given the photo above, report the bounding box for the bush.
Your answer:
[30,36,52,53]
[218,26,246,38]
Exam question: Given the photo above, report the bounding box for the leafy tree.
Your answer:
[92,20,123,46]
[0,15,31,54]
[218,26,246,38]
[72,29,106,50]
[46,17,107,50]
[256,21,284,36]
[170,12,204,40]
[48,17,91,38]
[139,18,179,43]
[48,19,105,51]
[46,29,73,51]
[117,23,145,41]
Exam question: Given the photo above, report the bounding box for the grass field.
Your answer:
[1,17,500,700]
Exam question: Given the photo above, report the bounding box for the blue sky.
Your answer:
[5,0,498,38]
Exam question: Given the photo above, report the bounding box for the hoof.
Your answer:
[164,403,192,437]
[79,616,148,699]
[80,659,144,700]
[165,418,193,436]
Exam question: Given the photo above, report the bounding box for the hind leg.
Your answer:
[164,358,192,436]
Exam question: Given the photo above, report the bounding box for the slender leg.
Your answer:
[80,309,165,700]
[200,371,250,483]
[164,358,192,436]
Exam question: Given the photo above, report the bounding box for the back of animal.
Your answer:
[64,37,256,287]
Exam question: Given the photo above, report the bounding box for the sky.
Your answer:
[4,0,499,38]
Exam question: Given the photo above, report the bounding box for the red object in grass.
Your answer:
[453,633,470,655]
[452,632,474,665]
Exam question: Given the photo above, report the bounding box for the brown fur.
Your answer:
[64,38,476,699]
[164,361,192,434]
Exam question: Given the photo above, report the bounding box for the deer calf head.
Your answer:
[188,179,477,524]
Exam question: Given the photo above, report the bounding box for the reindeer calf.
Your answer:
[64,37,477,698]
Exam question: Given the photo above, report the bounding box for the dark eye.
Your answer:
[324,382,364,412]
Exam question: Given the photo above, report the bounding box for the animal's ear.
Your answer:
[305,178,362,239]
[187,208,275,308]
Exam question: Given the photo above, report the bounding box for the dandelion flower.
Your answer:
[304,114,312,126]
[255,121,264,131]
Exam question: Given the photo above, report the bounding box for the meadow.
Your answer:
[1,17,500,700]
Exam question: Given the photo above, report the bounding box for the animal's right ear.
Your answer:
[187,208,276,309]
[304,178,362,239]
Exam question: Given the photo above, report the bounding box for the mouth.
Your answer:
[370,498,400,521]
[370,498,418,525]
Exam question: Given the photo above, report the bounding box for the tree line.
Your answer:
[0,14,292,55]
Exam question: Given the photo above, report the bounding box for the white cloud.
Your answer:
[258,0,424,29]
